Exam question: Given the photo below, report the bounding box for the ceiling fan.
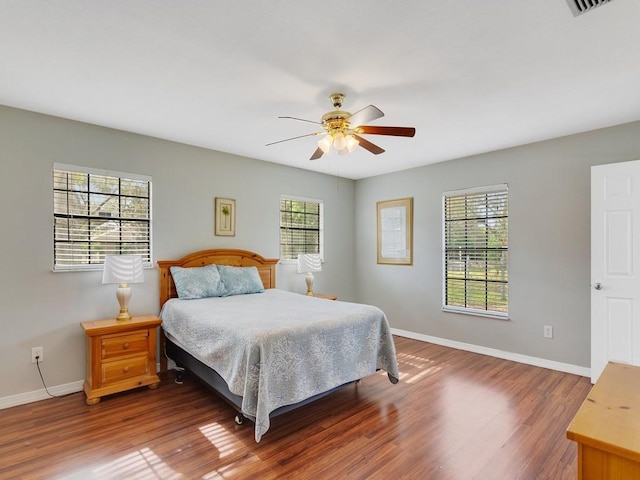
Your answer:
[266,93,416,161]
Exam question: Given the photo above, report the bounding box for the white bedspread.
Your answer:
[160,289,399,442]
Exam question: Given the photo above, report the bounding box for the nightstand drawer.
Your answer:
[101,331,148,360]
[102,355,149,384]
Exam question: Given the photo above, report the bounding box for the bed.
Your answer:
[157,249,399,442]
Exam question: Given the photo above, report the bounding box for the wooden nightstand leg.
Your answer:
[148,382,160,390]
[85,396,100,406]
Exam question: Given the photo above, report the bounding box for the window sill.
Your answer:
[279,258,324,265]
[442,306,509,320]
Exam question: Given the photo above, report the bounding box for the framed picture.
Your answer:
[377,197,413,265]
[215,197,236,236]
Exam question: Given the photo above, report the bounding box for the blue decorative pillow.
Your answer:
[217,265,265,296]
[170,264,227,299]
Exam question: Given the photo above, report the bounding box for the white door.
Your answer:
[591,159,640,383]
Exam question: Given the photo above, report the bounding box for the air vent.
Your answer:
[566,0,614,16]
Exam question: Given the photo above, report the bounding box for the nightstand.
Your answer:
[81,314,162,405]
[314,293,337,300]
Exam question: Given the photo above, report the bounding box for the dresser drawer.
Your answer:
[101,331,148,360]
[102,355,149,385]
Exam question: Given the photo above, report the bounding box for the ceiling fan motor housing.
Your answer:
[321,110,352,134]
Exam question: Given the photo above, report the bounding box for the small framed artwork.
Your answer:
[215,197,236,236]
[377,197,413,265]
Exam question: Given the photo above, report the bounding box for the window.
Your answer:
[443,185,508,317]
[279,196,323,261]
[53,163,152,271]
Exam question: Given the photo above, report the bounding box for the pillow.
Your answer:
[170,264,227,299]
[217,265,265,296]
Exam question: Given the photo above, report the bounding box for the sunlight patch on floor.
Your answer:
[61,447,183,479]
[202,471,226,479]
[395,351,443,384]
[199,422,240,458]
[434,376,516,477]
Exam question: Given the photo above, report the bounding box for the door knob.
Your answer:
[594,283,603,290]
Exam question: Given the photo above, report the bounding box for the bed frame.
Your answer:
[157,248,353,426]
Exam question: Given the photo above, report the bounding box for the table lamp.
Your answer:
[297,253,322,296]
[102,254,144,321]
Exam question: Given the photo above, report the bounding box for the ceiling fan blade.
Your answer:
[353,134,385,155]
[266,131,323,146]
[310,147,324,161]
[347,105,384,127]
[359,125,416,137]
[278,116,323,125]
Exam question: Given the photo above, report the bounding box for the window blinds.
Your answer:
[279,197,322,260]
[443,185,508,316]
[53,164,152,270]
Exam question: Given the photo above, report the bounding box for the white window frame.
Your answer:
[279,195,324,263]
[53,163,153,272]
[442,184,508,319]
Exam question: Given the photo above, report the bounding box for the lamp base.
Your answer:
[305,272,315,296]
[115,283,132,321]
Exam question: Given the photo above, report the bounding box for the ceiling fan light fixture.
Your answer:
[317,131,359,156]
[318,134,333,153]
[333,132,347,151]
[345,134,359,153]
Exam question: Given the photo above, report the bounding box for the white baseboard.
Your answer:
[0,362,163,410]
[1,342,588,411]
[0,380,84,410]
[392,328,591,378]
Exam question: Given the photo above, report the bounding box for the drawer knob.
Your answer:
[123,366,130,373]
[122,342,130,349]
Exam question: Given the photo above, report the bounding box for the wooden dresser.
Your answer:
[81,314,161,405]
[567,362,640,479]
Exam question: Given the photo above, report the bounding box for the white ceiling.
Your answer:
[2,1,639,179]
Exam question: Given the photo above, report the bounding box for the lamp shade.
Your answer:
[345,134,359,152]
[102,255,145,284]
[318,135,333,153]
[333,132,347,151]
[297,253,322,274]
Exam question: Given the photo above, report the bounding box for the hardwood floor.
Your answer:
[0,336,592,479]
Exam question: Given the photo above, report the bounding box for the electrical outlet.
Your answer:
[31,346,43,364]
[543,326,553,339]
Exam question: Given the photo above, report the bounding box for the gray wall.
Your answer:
[355,121,640,368]
[0,105,356,399]
[4,101,640,402]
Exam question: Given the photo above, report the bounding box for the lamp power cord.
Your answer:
[35,356,73,399]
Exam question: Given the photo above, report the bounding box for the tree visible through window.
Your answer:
[443,185,508,317]
[53,164,152,270]
[279,197,323,260]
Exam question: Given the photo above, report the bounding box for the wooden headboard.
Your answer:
[157,249,279,309]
